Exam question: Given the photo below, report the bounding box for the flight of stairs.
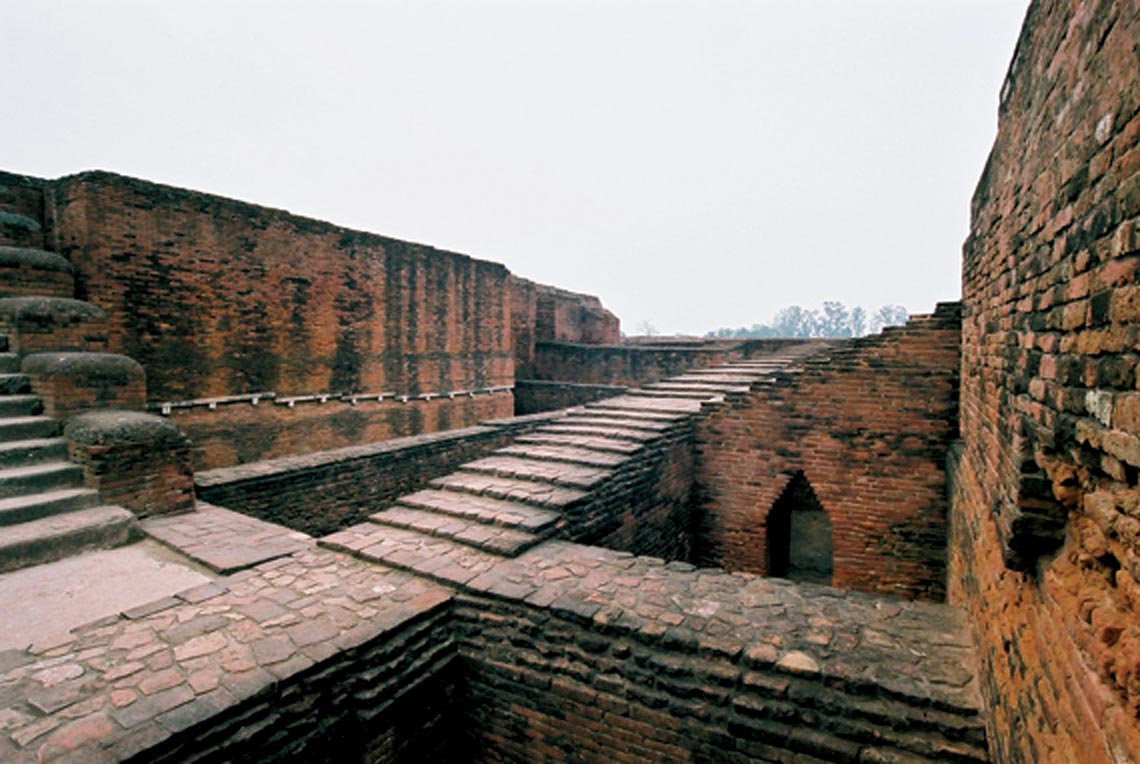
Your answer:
[0,243,141,574]
[321,355,816,584]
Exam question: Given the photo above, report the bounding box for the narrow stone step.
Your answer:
[0,374,31,395]
[672,374,759,384]
[572,406,684,422]
[588,395,705,414]
[516,433,643,454]
[555,414,672,432]
[644,381,751,394]
[460,456,610,489]
[0,487,100,526]
[0,416,60,442]
[321,523,506,586]
[397,489,561,533]
[495,444,628,469]
[0,394,43,418]
[370,506,542,555]
[0,461,84,499]
[430,472,588,510]
[0,438,68,468]
[538,424,658,442]
[627,388,723,400]
[0,353,19,373]
[0,505,138,575]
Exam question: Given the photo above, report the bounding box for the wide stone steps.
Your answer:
[459,456,611,489]
[0,486,101,526]
[0,504,137,575]
[643,381,752,394]
[566,407,684,423]
[0,460,85,499]
[0,437,68,468]
[397,489,562,533]
[369,506,543,556]
[431,471,588,510]
[494,443,629,468]
[626,388,725,400]
[0,353,18,373]
[588,395,705,414]
[0,415,60,443]
[320,523,506,587]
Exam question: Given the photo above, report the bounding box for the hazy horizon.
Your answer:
[2,0,1030,335]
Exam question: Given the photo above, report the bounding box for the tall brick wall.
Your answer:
[45,171,514,402]
[510,275,620,379]
[951,1,1140,761]
[695,306,961,601]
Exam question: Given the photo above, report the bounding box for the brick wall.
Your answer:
[169,391,514,470]
[694,306,961,601]
[43,171,514,404]
[510,275,620,379]
[951,1,1140,761]
[513,380,627,415]
[196,413,559,537]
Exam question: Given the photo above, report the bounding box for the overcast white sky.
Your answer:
[3,0,1029,335]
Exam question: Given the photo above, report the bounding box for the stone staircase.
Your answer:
[321,353,814,584]
[0,245,140,573]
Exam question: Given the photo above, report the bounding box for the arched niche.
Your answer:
[766,471,833,585]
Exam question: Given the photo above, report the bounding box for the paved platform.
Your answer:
[0,541,212,651]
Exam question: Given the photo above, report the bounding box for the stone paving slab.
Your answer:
[141,503,311,574]
[0,545,451,763]
[460,456,611,489]
[644,382,752,393]
[430,472,588,509]
[570,407,687,422]
[396,489,561,531]
[515,433,644,454]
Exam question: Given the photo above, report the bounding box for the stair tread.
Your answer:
[495,444,628,468]
[430,472,588,509]
[460,456,610,488]
[0,505,137,574]
[537,424,659,442]
[556,415,671,431]
[397,489,561,530]
[516,433,643,454]
[370,506,542,555]
[321,523,507,586]
[0,460,81,480]
[0,437,67,454]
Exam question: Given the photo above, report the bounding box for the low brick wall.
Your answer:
[172,392,515,470]
[513,380,627,415]
[533,339,819,388]
[196,413,560,537]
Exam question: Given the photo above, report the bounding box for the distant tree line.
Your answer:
[705,302,909,339]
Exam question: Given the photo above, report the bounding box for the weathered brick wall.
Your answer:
[43,171,514,404]
[0,171,45,248]
[695,306,961,601]
[196,414,558,537]
[951,1,1140,761]
[513,380,627,415]
[169,391,514,469]
[510,275,620,379]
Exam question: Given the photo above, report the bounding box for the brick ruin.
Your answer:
[0,1,1137,761]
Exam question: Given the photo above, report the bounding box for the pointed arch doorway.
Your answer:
[767,472,834,585]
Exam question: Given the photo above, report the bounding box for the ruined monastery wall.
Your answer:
[510,275,621,380]
[950,1,1140,761]
[695,306,961,601]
